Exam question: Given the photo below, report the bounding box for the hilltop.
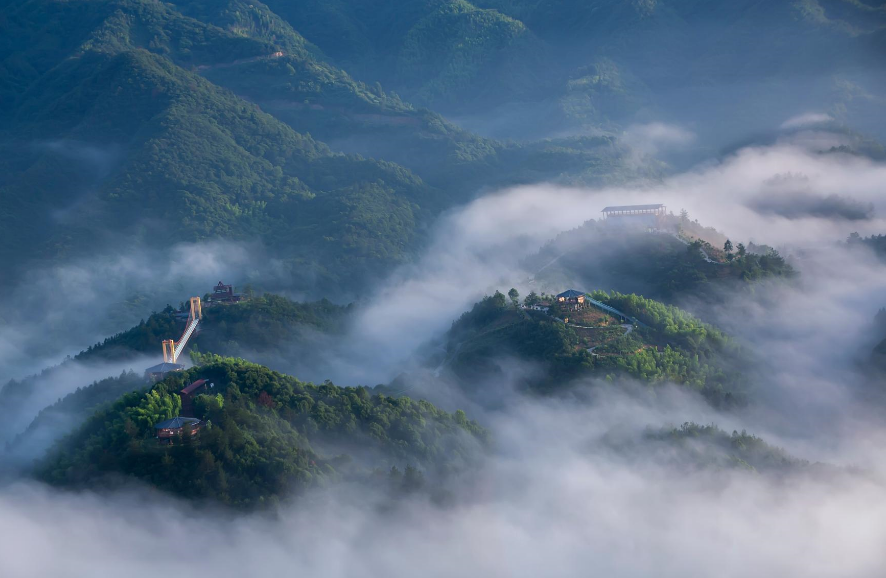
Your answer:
[524,217,794,303]
[78,292,349,362]
[436,289,748,407]
[0,292,348,447]
[634,422,811,474]
[35,355,487,507]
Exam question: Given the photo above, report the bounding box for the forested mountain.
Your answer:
[0,1,879,569]
[263,0,886,141]
[0,293,348,447]
[3,0,881,298]
[0,0,638,295]
[524,218,795,304]
[637,422,810,473]
[436,290,748,407]
[28,356,812,510]
[0,5,436,292]
[36,356,487,507]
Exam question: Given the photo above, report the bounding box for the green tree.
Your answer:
[126,390,181,432]
[36,357,488,508]
[508,288,520,307]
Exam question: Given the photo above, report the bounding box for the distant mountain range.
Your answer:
[2,0,883,297]
[0,0,639,295]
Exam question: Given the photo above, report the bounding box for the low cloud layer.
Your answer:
[320,128,886,387]
[781,112,834,129]
[622,122,697,165]
[1,124,886,577]
[747,191,875,221]
[2,388,886,578]
[0,239,294,382]
[0,357,156,448]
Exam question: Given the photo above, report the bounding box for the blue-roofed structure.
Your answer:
[557,290,585,299]
[154,416,201,430]
[556,289,586,306]
[154,416,203,441]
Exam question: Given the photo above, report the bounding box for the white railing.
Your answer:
[173,318,199,361]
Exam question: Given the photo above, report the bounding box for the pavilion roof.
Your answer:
[601,204,664,212]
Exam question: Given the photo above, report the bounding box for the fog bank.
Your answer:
[3,389,886,578]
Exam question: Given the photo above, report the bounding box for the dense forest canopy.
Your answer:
[638,422,810,473]
[257,0,886,141]
[441,289,748,407]
[3,371,146,465]
[0,293,348,446]
[848,232,886,260]
[0,0,641,295]
[37,355,488,507]
[1,0,882,298]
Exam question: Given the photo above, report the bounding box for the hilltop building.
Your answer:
[601,204,666,230]
[557,290,586,304]
[154,416,202,442]
[144,362,184,382]
[206,281,242,306]
[180,378,212,416]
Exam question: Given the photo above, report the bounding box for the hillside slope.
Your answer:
[0,0,639,292]
[3,371,146,466]
[0,0,444,290]
[264,0,886,140]
[0,294,347,446]
[36,356,488,507]
[637,422,810,473]
[438,290,748,407]
[524,220,795,303]
[0,39,435,291]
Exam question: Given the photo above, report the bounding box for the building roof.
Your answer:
[181,379,208,396]
[557,290,585,299]
[601,204,664,212]
[154,416,201,430]
[144,362,185,374]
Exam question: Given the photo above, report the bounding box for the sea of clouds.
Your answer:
[1,120,885,577]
